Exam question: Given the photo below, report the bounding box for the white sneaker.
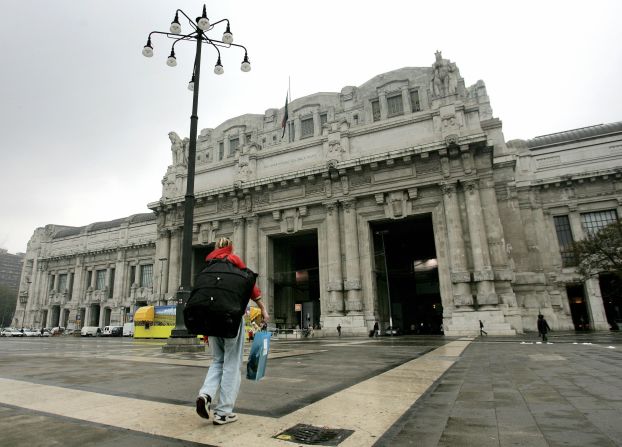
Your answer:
[213,413,238,425]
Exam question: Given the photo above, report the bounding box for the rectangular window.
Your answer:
[581,209,618,236]
[554,215,576,267]
[229,137,239,156]
[58,274,67,293]
[95,270,106,290]
[301,117,314,138]
[387,94,404,117]
[109,268,115,298]
[129,266,136,286]
[371,100,380,122]
[320,113,328,128]
[410,89,421,112]
[140,264,153,288]
[218,142,224,160]
[87,271,92,289]
[353,114,359,125]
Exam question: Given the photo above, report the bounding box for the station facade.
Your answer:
[13,53,622,336]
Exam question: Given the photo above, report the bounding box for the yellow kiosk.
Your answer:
[134,305,176,338]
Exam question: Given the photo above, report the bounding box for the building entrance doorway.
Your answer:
[372,214,442,334]
[62,309,70,328]
[271,231,320,330]
[104,308,112,326]
[599,274,622,330]
[51,305,61,327]
[567,284,590,330]
[90,304,101,326]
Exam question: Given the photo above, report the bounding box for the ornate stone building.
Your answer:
[13,53,622,335]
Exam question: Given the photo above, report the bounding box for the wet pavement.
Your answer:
[0,331,620,446]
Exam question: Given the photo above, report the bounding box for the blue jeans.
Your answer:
[199,319,245,415]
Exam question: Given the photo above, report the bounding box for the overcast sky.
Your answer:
[1,0,621,254]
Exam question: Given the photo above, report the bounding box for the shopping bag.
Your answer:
[246,331,271,381]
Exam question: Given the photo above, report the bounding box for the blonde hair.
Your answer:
[216,237,232,249]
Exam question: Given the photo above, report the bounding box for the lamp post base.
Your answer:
[162,336,205,353]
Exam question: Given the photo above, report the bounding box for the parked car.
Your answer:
[1,328,24,337]
[23,329,39,337]
[50,327,65,335]
[122,322,134,337]
[103,326,123,337]
[81,326,102,337]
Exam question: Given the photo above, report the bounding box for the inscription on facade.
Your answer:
[373,167,413,183]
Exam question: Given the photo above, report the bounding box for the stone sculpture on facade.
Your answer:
[430,51,460,98]
[168,131,188,166]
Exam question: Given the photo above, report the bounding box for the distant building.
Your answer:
[12,53,622,335]
[0,248,24,292]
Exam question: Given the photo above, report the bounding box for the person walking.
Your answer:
[537,314,551,342]
[195,237,269,426]
[479,320,487,336]
[373,321,379,337]
[337,323,342,337]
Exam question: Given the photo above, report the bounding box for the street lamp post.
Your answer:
[376,230,394,334]
[143,5,251,351]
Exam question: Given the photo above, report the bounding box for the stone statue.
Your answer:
[431,51,459,98]
[169,132,189,166]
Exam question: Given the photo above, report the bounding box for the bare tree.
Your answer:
[573,220,622,280]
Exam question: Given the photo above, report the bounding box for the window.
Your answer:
[288,122,295,142]
[387,94,403,117]
[554,215,576,267]
[109,268,115,298]
[410,89,421,112]
[87,271,92,288]
[129,266,136,286]
[320,113,328,128]
[371,100,380,122]
[58,274,67,293]
[140,264,153,288]
[581,209,618,236]
[353,114,359,125]
[218,142,224,160]
[229,137,239,156]
[49,274,55,291]
[95,270,106,290]
[301,117,314,138]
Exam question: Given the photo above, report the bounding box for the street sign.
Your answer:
[294,303,302,312]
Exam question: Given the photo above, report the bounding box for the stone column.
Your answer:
[464,180,498,305]
[478,177,509,268]
[584,278,610,330]
[342,199,362,313]
[401,86,412,113]
[114,251,126,303]
[156,230,170,298]
[52,274,58,293]
[441,182,472,306]
[378,92,388,120]
[168,228,181,294]
[232,218,246,260]
[245,215,258,271]
[294,116,301,141]
[313,111,321,137]
[325,201,344,313]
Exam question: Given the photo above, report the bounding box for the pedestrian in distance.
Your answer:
[479,320,487,336]
[373,321,380,337]
[337,323,342,337]
[195,238,270,426]
[537,314,551,342]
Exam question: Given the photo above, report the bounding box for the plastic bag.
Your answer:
[246,331,271,381]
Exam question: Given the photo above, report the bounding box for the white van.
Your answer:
[81,326,101,337]
[122,322,134,337]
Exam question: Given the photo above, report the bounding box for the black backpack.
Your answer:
[184,258,258,338]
